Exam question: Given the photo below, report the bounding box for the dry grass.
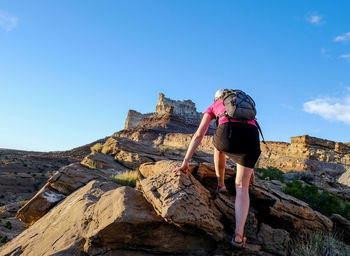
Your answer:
[291,232,348,256]
[90,143,103,153]
[110,170,139,187]
[159,145,184,156]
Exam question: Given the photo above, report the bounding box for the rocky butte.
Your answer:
[0,93,349,255]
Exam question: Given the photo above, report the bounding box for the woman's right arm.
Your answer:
[173,113,212,173]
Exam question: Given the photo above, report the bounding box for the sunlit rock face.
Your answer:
[124,93,216,132]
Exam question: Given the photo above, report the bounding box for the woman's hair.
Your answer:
[214,89,226,101]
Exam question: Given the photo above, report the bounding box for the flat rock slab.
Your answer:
[16,162,116,226]
[140,168,224,241]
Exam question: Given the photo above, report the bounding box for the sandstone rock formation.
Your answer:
[81,152,128,172]
[330,213,350,244]
[124,93,216,133]
[140,168,224,241]
[339,168,350,187]
[1,93,350,253]
[16,162,120,226]
[2,160,341,256]
[124,110,152,130]
[155,93,202,124]
[259,135,350,180]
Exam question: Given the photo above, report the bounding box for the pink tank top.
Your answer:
[204,99,257,127]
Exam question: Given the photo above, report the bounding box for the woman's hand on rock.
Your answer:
[173,160,189,174]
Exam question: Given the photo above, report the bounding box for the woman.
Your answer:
[173,89,261,248]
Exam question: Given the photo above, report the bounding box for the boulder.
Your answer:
[1,180,217,256]
[338,168,350,187]
[15,183,66,226]
[85,186,216,255]
[139,167,224,241]
[1,180,119,256]
[139,160,197,178]
[330,214,350,245]
[257,223,290,256]
[47,162,112,194]
[250,183,333,235]
[16,162,116,226]
[81,152,128,172]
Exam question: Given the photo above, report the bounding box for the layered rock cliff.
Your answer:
[258,135,350,184]
[0,161,339,256]
[124,93,216,133]
[1,93,350,255]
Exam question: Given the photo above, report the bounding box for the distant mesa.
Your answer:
[124,93,214,131]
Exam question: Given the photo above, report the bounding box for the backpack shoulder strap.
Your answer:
[255,119,266,144]
[215,111,228,126]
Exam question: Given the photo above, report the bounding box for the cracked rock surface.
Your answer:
[140,166,224,241]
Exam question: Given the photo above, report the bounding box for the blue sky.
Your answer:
[1,1,350,151]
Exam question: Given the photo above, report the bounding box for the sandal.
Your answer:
[211,185,228,199]
[230,233,247,248]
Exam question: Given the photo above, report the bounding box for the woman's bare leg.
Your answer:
[235,163,253,242]
[214,148,226,188]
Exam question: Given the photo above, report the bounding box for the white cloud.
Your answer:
[340,54,350,59]
[306,14,323,25]
[334,32,350,42]
[303,96,350,124]
[0,10,18,32]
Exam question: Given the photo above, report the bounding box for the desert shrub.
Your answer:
[282,180,350,220]
[85,160,97,169]
[0,236,8,244]
[110,170,138,187]
[291,232,348,256]
[90,143,103,153]
[342,202,350,220]
[254,167,285,182]
[101,144,114,155]
[4,221,12,229]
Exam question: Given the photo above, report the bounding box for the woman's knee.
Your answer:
[235,164,253,188]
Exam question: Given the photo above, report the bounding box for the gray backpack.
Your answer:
[217,89,265,143]
[218,89,256,120]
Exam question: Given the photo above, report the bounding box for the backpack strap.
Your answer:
[215,112,228,127]
[215,112,233,138]
[254,119,266,144]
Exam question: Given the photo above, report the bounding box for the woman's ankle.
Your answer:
[217,182,226,188]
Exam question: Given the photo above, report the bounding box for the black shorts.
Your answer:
[213,122,261,168]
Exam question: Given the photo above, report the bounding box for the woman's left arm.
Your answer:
[173,113,213,173]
